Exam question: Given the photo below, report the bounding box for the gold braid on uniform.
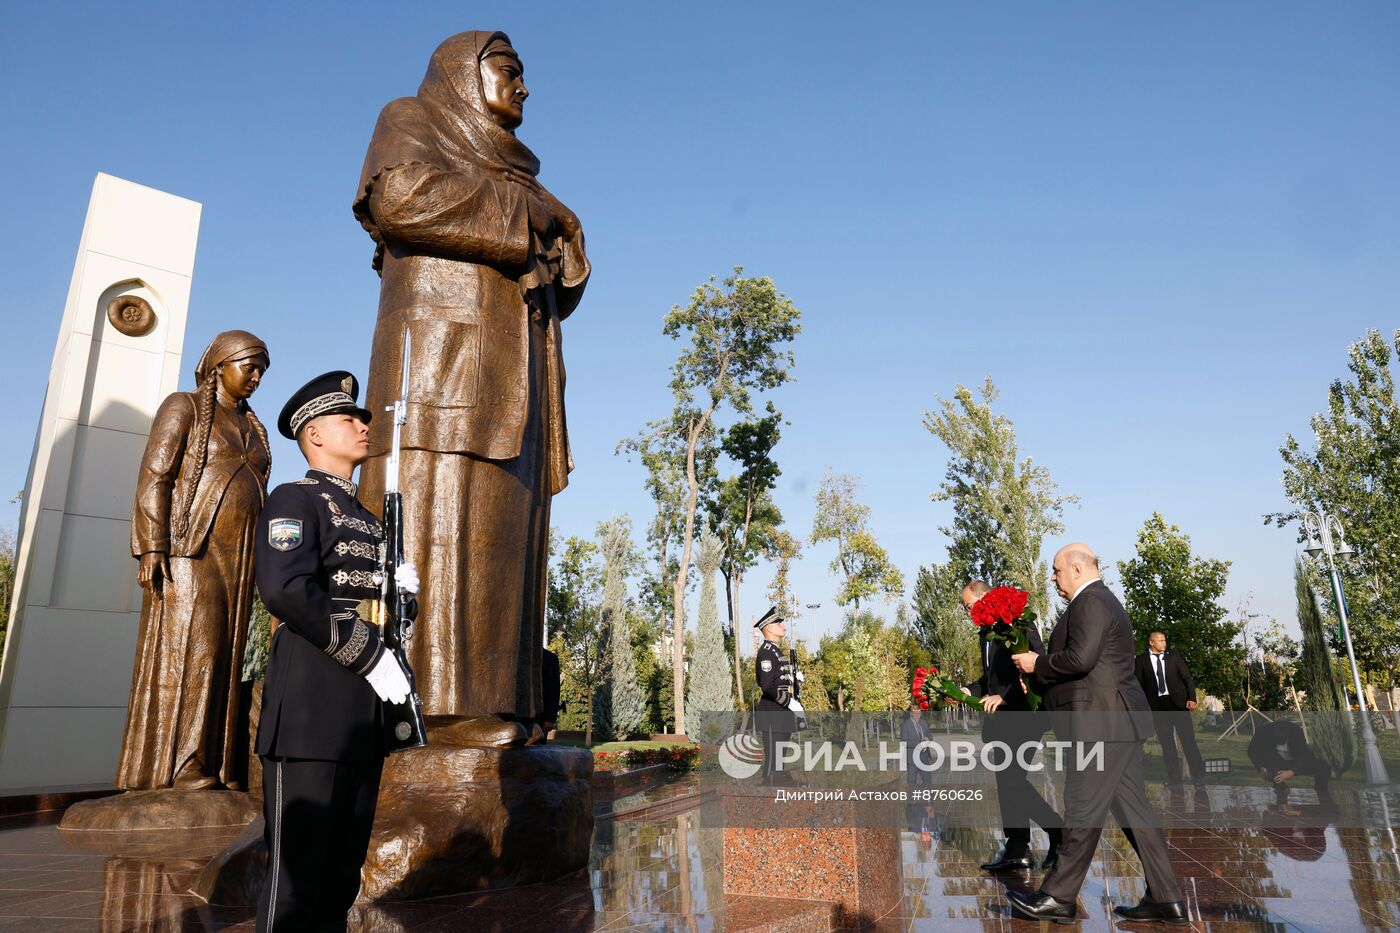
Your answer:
[172,375,218,540]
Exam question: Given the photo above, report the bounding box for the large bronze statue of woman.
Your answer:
[117,331,272,790]
[353,31,589,747]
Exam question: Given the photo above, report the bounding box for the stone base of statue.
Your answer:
[59,789,260,833]
[196,727,594,905]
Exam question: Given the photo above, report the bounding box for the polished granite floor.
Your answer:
[0,782,1396,931]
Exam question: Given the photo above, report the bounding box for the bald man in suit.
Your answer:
[1006,544,1186,926]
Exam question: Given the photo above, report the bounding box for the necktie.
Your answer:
[1154,653,1167,695]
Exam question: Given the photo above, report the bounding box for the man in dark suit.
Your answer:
[960,580,1062,873]
[1248,718,1334,807]
[1008,544,1186,925]
[901,703,934,788]
[1135,631,1206,787]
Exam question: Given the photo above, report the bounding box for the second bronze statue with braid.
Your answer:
[120,330,273,791]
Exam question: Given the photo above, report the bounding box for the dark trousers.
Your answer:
[1263,755,1332,804]
[761,727,794,784]
[1150,705,1205,783]
[986,713,1062,858]
[1040,740,1181,905]
[257,755,385,933]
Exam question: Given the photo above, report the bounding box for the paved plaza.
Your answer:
[0,780,1395,931]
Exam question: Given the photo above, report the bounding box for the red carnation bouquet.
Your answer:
[911,664,979,710]
[969,585,1042,710]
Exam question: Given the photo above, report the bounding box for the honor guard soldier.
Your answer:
[255,371,417,933]
[754,607,801,785]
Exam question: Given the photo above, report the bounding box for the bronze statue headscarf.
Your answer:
[352,31,589,745]
[119,330,271,790]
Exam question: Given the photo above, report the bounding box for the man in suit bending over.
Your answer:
[1007,544,1186,925]
[1135,631,1206,787]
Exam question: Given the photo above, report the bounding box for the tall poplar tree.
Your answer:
[1267,328,1400,683]
[924,377,1076,621]
[810,472,904,609]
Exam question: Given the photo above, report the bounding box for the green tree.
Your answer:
[710,405,785,709]
[810,472,904,609]
[601,516,645,740]
[924,377,1076,621]
[1117,513,1244,699]
[1247,618,1300,710]
[628,268,801,735]
[548,536,606,744]
[686,525,734,740]
[242,591,273,682]
[764,528,803,622]
[1266,328,1400,686]
[911,563,982,687]
[1294,558,1357,776]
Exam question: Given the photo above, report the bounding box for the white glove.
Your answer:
[365,652,410,705]
[397,561,419,596]
[796,671,805,683]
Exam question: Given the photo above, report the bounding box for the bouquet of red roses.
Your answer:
[969,585,1042,710]
[911,665,979,710]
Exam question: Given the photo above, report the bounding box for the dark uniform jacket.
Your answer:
[1134,649,1197,711]
[756,640,796,732]
[255,469,389,762]
[1032,581,1153,743]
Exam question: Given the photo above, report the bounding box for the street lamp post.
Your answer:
[1303,510,1390,785]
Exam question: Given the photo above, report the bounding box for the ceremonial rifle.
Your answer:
[376,331,428,752]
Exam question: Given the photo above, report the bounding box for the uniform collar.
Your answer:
[308,468,357,497]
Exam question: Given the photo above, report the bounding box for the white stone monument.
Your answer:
[0,174,201,791]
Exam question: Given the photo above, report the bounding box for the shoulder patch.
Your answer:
[294,477,319,485]
[268,518,303,551]
[760,659,772,672]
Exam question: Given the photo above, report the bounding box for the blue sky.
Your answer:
[4,2,1397,646]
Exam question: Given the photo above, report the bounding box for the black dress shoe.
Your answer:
[980,854,1032,872]
[1113,899,1189,925]
[1007,889,1077,924]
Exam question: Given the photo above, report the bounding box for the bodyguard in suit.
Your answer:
[1008,544,1186,925]
[755,607,798,785]
[1248,718,1334,806]
[255,372,416,932]
[1135,631,1206,787]
[961,580,1063,873]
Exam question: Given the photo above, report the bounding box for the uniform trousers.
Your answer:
[1039,739,1181,904]
[257,755,384,933]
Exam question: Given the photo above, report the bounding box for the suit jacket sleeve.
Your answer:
[1033,591,1111,683]
[255,486,385,676]
[965,638,987,698]
[1176,653,1198,703]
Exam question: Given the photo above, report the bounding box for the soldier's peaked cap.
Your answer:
[754,606,784,630]
[277,371,374,439]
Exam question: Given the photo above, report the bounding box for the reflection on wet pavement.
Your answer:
[0,783,1394,930]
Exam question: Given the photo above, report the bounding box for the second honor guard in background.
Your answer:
[254,372,417,932]
[755,607,801,785]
